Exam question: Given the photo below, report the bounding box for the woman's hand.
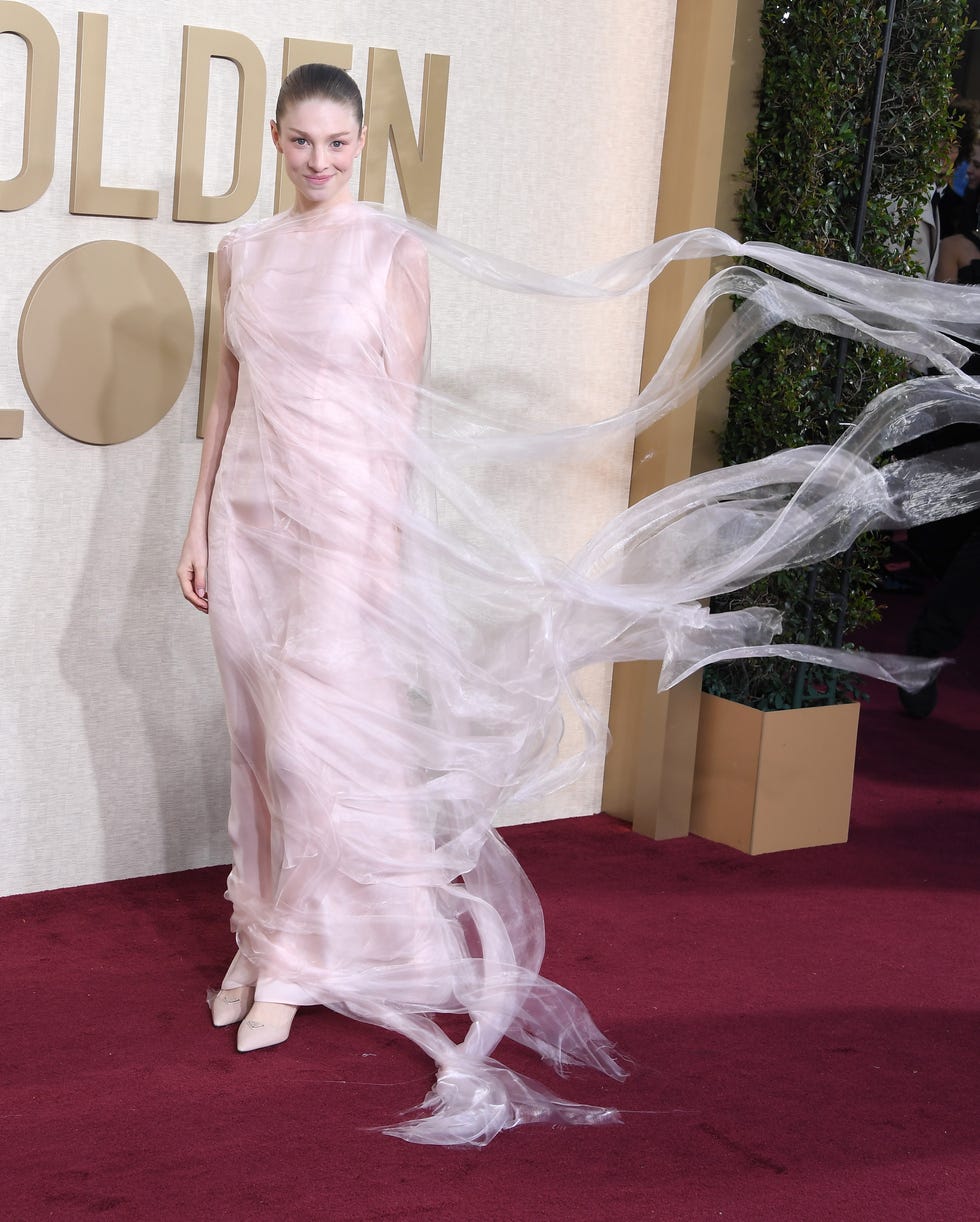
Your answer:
[177,531,209,612]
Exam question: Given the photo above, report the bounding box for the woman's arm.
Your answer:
[177,244,239,613]
[383,232,430,389]
[935,233,978,284]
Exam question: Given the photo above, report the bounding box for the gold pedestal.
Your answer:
[690,693,860,855]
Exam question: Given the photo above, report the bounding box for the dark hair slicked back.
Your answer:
[275,63,363,129]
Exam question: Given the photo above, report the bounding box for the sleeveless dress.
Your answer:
[205,201,980,1146]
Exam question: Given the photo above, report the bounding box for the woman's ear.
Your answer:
[270,119,282,153]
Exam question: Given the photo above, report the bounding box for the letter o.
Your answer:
[18,241,195,445]
[0,1,59,211]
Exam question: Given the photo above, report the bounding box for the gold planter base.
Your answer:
[690,693,861,855]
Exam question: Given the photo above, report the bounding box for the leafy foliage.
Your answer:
[704,0,969,711]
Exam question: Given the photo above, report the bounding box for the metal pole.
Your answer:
[793,0,898,708]
[831,0,898,403]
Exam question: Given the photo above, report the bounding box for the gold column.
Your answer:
[602,0,763,839]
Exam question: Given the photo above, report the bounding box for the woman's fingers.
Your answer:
[178,553,209,613]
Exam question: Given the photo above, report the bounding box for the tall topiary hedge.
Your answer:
[704,0,970,711]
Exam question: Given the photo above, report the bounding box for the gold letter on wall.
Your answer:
[70,12,159,218]
[174,26,265,223]
[273,38,353,214]
[19,241,194,445]
[197,250,222,438]
[360,48,449,227]
[0,1,58,211]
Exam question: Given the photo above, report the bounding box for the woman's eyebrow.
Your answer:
[285,126,353,139]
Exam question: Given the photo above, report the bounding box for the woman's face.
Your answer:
[271,97,365,213]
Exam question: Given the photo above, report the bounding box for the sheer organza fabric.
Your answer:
[206,202,980,1146]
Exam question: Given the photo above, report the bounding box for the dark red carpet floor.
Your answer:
[3,590,978,1221]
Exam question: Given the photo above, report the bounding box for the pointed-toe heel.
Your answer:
[236,1002,298,1052]
[209,986,256,1028]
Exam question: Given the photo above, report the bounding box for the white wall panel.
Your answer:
[0,0,676,894]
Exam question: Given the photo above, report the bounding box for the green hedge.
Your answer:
[704,0,969,711]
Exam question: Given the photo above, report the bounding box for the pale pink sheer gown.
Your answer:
[206,203,623,1146]
[204,203,980,1147]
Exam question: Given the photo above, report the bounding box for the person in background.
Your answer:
[900,106,980,716]
[932,106,980,283]
[918,105,977,281]
[899,523,980,717]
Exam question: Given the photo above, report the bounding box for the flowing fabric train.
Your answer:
[207,203,980,1144]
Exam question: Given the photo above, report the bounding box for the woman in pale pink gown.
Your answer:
[177,65,625,1147]
[179,66,980,1146]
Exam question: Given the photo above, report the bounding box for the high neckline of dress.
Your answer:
[286,200,360,225]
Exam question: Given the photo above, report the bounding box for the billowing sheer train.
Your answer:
[207,201,980,1145]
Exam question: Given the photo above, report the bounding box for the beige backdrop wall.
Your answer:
[0,0,676,895]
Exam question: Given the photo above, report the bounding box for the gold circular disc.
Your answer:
[18,241,194,445]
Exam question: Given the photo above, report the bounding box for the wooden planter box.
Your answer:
[689,693,861,855]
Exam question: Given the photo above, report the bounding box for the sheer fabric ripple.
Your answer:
[206,203,980,1145]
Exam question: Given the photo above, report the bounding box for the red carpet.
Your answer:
[3,591,979,1221]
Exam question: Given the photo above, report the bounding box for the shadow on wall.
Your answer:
[56,307,230,886]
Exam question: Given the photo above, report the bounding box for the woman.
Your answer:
[935,138,980,283]
[178,64,625,1147]
[180,65,980,1146]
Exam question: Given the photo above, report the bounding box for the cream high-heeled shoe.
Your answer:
[236,1002,298,1052]
[209,986,256,1028]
